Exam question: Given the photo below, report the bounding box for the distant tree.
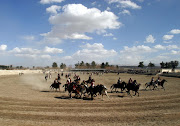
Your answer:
[101,62,105,68]
[20,66,23,69]
[60,63,66,69]
[52,62,58,68]
[91,61,96,68]
[148,62,155,67]
[165,62,171,68]
[160,61,165,68]
[33,66,35,69]
[138,61,144,68]
[86,63,90,68]
[105,62,109,67]
[170,60,179,69]
[116,65,119,69]
[80,61,85,66]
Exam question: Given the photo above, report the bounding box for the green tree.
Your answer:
[60,63,66,69]
[80,61,85,66]
[138,61,144,68]
[148,62,155,67]
[91,61,96,68]
[105,62,109,67]
[86,63,90,68]
[170,60,179,69]
[101,62,105,68]
[160,61,165,68]
[52,62,58,68]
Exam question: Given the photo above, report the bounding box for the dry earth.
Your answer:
[0,72,180,126]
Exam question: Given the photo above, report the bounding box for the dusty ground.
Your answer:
[0,72,180,126]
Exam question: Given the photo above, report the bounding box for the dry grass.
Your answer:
[0,72,180,126]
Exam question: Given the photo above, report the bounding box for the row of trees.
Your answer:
[50,60,179,70]
[52,62,66,69]
[138,60,179,69]
[74,61,111,69]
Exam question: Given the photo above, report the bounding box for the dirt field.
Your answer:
[0,72,180,126]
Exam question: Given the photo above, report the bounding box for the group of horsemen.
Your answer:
[52,74,96,91]
[52,73,162,91]
[116,76,162,86]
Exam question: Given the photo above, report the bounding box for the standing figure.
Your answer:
[58,73,61,80]
[45,73,48,81]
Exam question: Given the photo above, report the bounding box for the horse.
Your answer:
[85,79,93,84]
[88,84,109,100]
[153,79,167,91]
[145,80,158,90]
[110,81,126,93]
[62,84,68,92]
[97,84,109,100]
[67,82,82,98]
[50,82,61,91]
[126,83,141,97]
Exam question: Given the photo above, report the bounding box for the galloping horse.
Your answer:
[110,81,126,93]
[126,83,141,97]
[67,82,82,98]
[145,79,167,91]
[153,79,167,90]
[145,80,158,90]
[89,84,109,100]
[50,82,61,91]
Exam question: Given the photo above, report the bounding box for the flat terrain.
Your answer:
[0,72,180,126]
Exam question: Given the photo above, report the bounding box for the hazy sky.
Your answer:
[0,0,180,67]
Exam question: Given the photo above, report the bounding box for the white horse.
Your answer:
[100,85,110,100]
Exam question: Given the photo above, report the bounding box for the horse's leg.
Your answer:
[105,91,110,99]
[162,85,165,91]
[111,87,114,93]
[137,91,139,97]
[127,90,132,97]
[69,92,72,98]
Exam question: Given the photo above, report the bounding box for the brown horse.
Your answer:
[67,82,82,98]
[110,81,126,93]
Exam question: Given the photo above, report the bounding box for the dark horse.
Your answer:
[110,81,126,93]
[153,79,167,91]
[126,83,141,97]
[85,79,93,84]
[50,82,61,91]
[67,82,82,98]
[88,84,109,100]
[63,83,68,92]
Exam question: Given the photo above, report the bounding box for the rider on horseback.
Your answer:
[117,77,122,85]
[89,76,92,82]
[91,79,95,88]
[157,77,161,85]
[81,80,86,85]
[150,77,154,85]
[132,80,137,86]
[128,78,133,84]
[66,78,71,85]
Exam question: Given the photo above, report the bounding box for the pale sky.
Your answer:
[0,0,180,67]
